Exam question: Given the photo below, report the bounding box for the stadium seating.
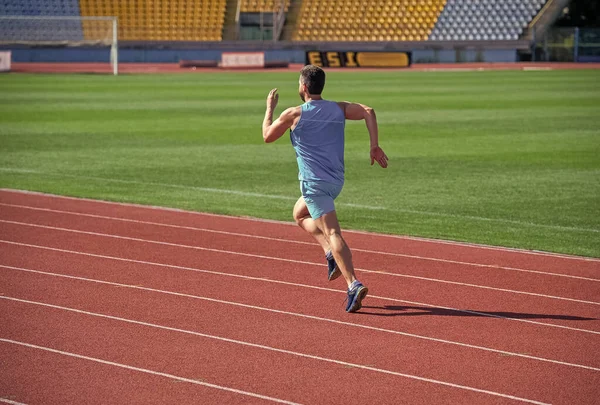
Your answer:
[78,0,227,41]
[0,0,84,42]
[0,0,549,43]
[292,0,546,42]
[0,0,81,16]
[293,0,447,41]
[240,0,290,13]
[429,0,547,41]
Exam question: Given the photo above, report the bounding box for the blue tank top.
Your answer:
[290,99,346,185]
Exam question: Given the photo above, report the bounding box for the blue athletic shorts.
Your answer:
[300,180,343,219]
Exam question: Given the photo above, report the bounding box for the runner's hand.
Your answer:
[370,146,388,168]
[266,88,279,110]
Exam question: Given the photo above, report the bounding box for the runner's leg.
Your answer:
[314,210,357,287]
[293,196,330,254]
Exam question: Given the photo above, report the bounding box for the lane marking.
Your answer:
[2,264,600,369]
[0,338,301,404]
[0,171,370,210]
[0,172,597,234]
[2,240,599,336]
[0,303,553,404]
[2,188,599,261]
[1,202,597,282]
[2,219,599,306]
[0,168,38,174]
[0,399,27,405]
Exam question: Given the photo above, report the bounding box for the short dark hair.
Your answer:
[300,65,326,95]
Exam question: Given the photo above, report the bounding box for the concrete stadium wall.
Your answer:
[411,49,517,63]
[0,46,519,64]
[0,46,305,64]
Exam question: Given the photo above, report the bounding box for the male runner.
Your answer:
[262,65,388,312]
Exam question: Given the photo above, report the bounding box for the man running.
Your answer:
[262,65,388,312]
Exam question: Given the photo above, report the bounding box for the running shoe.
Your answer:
[346,282,368,313]
[327,256,341,281]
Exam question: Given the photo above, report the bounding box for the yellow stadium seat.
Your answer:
[79,0,226,41]
[294,0,447,41]
[239,0,290,13]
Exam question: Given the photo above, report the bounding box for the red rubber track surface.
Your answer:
[9,62,600,74]
[0,189,599,405]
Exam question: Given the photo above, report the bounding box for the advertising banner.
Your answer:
[306,51,411,68]
[0,51,11,72]
[221,52,265,68]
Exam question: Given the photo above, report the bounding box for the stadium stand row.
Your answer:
[0,0,84,42]
[0,0,547,42]
[429,0,547,41]
[293,0,447,42]
[0,0,80,16]
[240,0,290,13]
[79,0,226,41]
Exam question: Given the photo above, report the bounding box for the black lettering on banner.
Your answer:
[345,52,358,67]
[307,51,322,66]
[326,52,341,67]
[305,51,411,68]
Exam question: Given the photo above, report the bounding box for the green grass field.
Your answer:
[0,70,599,257]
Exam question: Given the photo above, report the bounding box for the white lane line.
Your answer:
[0,168,38,174]
[1,171,597,234]
[2,240,599,336]
[0,399,27,405]
[349,228,600,262]
[0,338,300,405]
[0,303,552,404]
[2,264,600,370]
[3,188,599,262]
[3,219,599,306]
[1,202,596,282]
[0,171,371,210]
[3,237,600,337]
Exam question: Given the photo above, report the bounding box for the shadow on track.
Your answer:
[357,305,598,320]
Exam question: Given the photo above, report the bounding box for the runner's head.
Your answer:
[299,65,325,102]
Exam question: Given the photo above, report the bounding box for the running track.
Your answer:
[0,189,598,405]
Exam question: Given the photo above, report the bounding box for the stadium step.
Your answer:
[281,0,303,41]
[524,0,571,41]
[223,0,240,40]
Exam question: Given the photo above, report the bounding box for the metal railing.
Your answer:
[532,27,600,62]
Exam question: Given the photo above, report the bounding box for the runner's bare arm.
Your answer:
[338,101,389,168]
[262,88,298,143]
